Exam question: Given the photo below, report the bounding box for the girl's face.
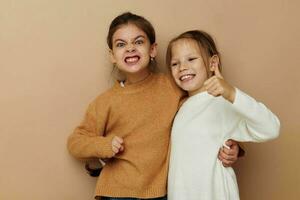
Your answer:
[170,39,210,96]
[110,23,157,83]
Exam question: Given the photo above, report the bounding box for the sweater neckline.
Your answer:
[189,91,209,99]
[113,73,155,94]
[183,91,212,105]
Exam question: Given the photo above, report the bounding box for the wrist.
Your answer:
[229,87,236,103]
[225,86,236,103]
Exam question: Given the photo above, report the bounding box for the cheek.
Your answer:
[171,69,181,85]
[196,73,208,86]
[198,65,209,78]
[140,44,152,53]
[171,68,177,79]
[114,52,124,62]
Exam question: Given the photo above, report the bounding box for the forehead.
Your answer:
[112,23,147,41]
[171,38,202,56]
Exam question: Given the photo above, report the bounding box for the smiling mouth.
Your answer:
[124,56,140,64]
[179,74,195,81]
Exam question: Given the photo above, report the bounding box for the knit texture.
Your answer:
[67,73,185,198]
[168,89,280,200]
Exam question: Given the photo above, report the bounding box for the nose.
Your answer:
[126,43,136,52]
[179,62,188,71]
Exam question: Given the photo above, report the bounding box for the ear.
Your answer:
[150,43,158,59]
[109,49,116,64]
[209,55,220,71]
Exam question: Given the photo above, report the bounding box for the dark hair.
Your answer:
[107,12,156,50]
[107,12,158,78]
[166,30,222,75]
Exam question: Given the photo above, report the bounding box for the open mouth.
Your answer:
[124,56,140,64]
[179,74,195,82]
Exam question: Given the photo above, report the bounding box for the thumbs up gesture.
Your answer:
[203,65,236,103]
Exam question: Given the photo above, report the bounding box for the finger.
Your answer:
[203,76,216,86]
[220,147,237,156]
[112,146,119,154]
[225,139,237,147]
[221,159,233,167]
[219,154,237,162]
[221,146,237,156]
[219,150,237,161]
[206,84,223,97]
[114,136,124,144]
[231,143,239,151]
[112,142,122,150]
[226,143,239,157]
[209,87,223,97]
[120,145,124,152]
[207,86,218,96]
[222,163,230,167]
[205,77,223,91]
[219,152,237,162]
[112,138,121,147]
[218,155,234,164]
[205,78,219,93]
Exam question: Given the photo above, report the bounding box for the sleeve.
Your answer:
[226,88,280,142]
[67,99,115,160]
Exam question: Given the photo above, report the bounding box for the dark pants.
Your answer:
[101,196,167,200]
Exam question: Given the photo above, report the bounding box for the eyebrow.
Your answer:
[187,54,200,57]
[134,35,146,40]
[113,35,146,44]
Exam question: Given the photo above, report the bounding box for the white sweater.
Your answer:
[168,89,280,200]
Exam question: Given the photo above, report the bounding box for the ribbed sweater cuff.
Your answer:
[94,134,115,158]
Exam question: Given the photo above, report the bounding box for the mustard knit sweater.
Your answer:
[67,73,184,198]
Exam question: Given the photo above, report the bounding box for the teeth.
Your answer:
[125,56,139,63]
[180,74,194,81]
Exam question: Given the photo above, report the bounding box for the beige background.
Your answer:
[1,0,299,199]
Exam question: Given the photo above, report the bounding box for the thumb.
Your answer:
[225,139,234,147]
[213,65,223,79]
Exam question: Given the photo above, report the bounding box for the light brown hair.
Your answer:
[166,30,222,77]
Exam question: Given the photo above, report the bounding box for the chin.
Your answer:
[121,66,142,73]
[177,82,196,92]
[177,85,192,92]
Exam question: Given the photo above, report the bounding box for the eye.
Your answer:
[188,57,197,62]
[135,39,144,45]
[171,62,178,67]
[116,42,125,48]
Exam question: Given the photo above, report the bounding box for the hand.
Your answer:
[111,136,124,155]
[218,139,239,167]
[85,160,102,177]
[203,66,236,103]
